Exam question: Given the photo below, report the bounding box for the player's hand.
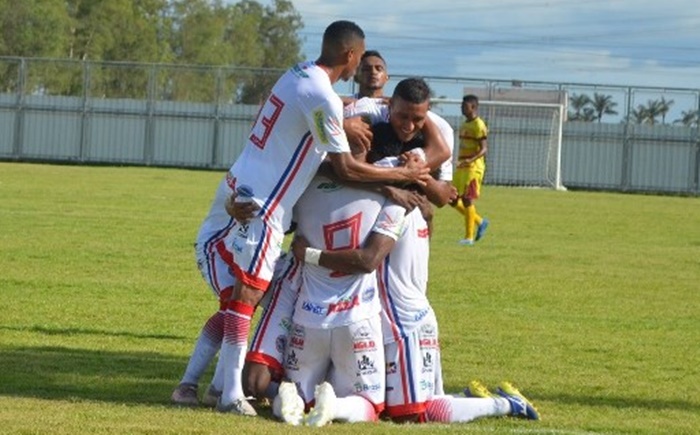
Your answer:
[401,154,431,186]
[224,192,259,223]
[381,185,422,211]
[344,117,373,152]
[290,235,310,262]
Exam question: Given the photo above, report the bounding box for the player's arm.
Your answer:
[291,233,395,274]
[328,151,430,186]
[421,115,451,171]
[420,175,457,207]
[343,116,373,152]
[462,137,488,165]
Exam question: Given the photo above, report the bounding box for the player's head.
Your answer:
[388,77,431,143]
[320,20,366,82]
[462,94,479,120]
[354,50,388,97]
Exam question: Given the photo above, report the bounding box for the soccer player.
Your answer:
[216,20,430,416]
[290,91,540,425]
[452,94,490,246]
[354,50,389,98]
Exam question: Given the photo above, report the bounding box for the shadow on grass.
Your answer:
[0,345,191,405]
[0,324,185,340]
[0,344,277,420]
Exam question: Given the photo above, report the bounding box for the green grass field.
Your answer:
[1,162,698,434]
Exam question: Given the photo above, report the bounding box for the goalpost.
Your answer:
[434,99,566,191]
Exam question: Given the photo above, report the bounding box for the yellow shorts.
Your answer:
[453,165,484,200]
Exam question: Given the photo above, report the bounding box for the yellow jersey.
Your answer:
[458,116,488,170]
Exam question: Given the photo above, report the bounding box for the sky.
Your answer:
[258,0,700,92]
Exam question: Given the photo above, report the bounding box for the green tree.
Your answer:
[66,0,173,97]
[673,109,699,127]
[568,93,591,121]
[630,105,649,124]
[590,92,618,123]
[658,96,674,125]
[0,0,72,93]
[644,99,664,125]
[233,0,304,103]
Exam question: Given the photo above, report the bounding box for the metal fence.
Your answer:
[1,57,698,195]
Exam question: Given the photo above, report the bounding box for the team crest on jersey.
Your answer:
[362,287,375,302]
[386,361,398,374]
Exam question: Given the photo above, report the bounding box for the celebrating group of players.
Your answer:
[170,20,539,426]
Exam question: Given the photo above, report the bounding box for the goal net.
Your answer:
[433,99,565,190]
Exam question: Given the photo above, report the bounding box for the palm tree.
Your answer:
[645,99,664,126]
[658,96,674,124]
[673,109,699,127]
[590,92,618,123]
[568,93,591,121]
[631,105,649,124]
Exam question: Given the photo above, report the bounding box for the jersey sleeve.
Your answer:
[427,111,455,181]
[306,97,351,154]
[371,201,406,241]
[476,117,488,138]
[343,97,388,124]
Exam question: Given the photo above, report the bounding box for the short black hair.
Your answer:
[361,50,385,63]
[463,94,479,104]
[392,77,431,104]
[323,20,365,48]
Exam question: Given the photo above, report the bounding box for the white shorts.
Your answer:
[226,217,285,291]
[384,312,441,418]
[285,316,385,412]
[195,241,236,300]
[246,254,301,376]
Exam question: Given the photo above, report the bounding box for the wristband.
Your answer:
[304,248,322,266]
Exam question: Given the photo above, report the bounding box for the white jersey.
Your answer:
[379,207,433,344]
[292,175,405,329]
[196,176,236,244]
[344,97,453,182]
[228,61,351,235]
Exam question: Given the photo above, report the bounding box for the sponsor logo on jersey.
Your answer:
[301,300,326,315]
[353,339,377,353]
[417,228,430,238]
[414,308,429,322]
[356,355,378,375]
[327,295,359,315]
[291,64,310,78]
[289,335,304,350]
[275,335,287,354]
[386,361,398,374]
[237,223,249,237]
[313,109,329,144]
[316,181,342,192]
[353,326,371,339]
[422,351,434,373]
[419,379,434,392]
[420,323,436,337]
[419,337,439,348]
[362,287,375,303]
[354,382,382,393]
[286,350,299,371]
[279,316,292,332]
